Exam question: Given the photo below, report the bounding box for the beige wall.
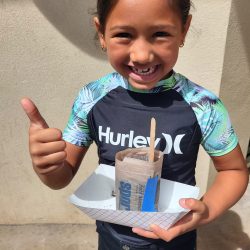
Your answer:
[0,0,249,225]
[220,0,250,154]
[207,0,250,232]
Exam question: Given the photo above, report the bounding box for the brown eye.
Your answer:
[154,31,170,37]
[114,32,132,38]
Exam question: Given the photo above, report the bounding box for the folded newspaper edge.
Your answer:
[69,164,200,230]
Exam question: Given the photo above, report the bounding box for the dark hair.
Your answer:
[96,0,118,34]
[169,0,193,26]
[96,0,193,34]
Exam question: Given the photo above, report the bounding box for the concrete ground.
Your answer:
[1,180,250,250]
[1,218,250,250]
[0,224,98,250]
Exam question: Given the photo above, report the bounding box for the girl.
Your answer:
[21,0,249,249]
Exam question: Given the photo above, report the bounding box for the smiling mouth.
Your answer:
[129,65,158,76]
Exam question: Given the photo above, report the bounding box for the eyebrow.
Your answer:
[109,24,177,32]
[109,25,133,31]
[152,24,177,31]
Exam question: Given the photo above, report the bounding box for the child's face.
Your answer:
[96,0,191,90]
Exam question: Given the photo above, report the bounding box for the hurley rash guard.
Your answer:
[63,71,238,246]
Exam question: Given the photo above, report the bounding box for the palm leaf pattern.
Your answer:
[63,71,238,156]
[174,74,238,156]
[63,73,125,146]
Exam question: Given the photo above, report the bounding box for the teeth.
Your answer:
[131,66,156,75]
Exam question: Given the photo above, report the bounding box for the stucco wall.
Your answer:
[220,0,250,154]
[0,0,248,225]
[207,0,250,233]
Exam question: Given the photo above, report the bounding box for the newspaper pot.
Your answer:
[115,147,164,211]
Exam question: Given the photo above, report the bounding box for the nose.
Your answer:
[130,39,154,64]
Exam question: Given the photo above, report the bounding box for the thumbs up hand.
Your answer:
[21,98,67,175]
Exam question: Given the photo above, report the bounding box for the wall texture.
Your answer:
[0,0,249,225]
[220,0,250,153]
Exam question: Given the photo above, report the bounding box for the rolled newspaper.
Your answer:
[115,147,163,211]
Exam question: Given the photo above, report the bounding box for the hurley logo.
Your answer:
[98,126,185,154]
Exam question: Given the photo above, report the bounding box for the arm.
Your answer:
[199,144,249,224]
[132,144,249,241]
[21,98,88,190]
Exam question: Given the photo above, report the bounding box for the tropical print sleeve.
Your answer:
[62,73,124,147]
[175,74,238,157]
[62,86,94,147]
[195,97,238,156]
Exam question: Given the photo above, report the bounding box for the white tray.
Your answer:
[69,164,200,230]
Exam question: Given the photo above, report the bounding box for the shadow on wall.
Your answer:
[33,0,250,63]
[234,0,250,66]
[197,210,250,250]
[33,0,106,60]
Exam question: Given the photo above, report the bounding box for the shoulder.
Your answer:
[174,74,238,156]
[73,72,125,113]
[174,73,229,127]
[173,73,219,110]
[80,72,125,100]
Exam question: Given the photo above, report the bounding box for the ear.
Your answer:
[94,17,106,49]
[181,15,192,42]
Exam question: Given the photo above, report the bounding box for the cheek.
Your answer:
[107,46,128,64]
[157,44,180,61]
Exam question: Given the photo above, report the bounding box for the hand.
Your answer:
[21,98,67,174]
[132,198,208,242]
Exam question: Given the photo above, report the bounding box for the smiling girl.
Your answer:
[21,0,248,249]
[95,0,190,90]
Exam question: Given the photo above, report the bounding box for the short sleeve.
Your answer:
[62,73,125,146]
[173,75,238,157]
[198,98,238,156]
[62,87,94,147]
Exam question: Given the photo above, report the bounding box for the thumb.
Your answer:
[21,97,49,129]
[179,198,206,214]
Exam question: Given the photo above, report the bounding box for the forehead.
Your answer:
[105,0,182,28]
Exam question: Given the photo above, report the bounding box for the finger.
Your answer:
[33,151,67,169]
[30,128,63,143]
[153,199,208,241]
[173,212,193,225]
[35,164,62,175]
[179,198,207,215]
[150,225,185,242]
[132,228,159,239]
[149,200,208,242]
[151,216,195,241]
[21,97,48,129]
[150,225,175,242]
[30,140,66,157]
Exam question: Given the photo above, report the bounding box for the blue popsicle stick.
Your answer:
[141,176,159,212]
